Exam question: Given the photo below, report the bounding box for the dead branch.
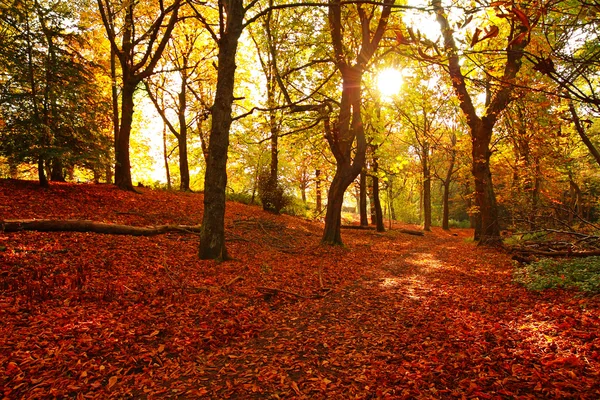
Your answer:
[224,276,244,288]
[257,286,330,299]
[511,248,600,258]
[341,225,424,236]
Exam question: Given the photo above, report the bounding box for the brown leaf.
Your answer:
[471,27,481,47]
[512,7,530,29]
[107,376,118,390]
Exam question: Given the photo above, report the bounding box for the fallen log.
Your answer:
[1,219,202,236]
[511,248,600,258]
[341,225,424,236]
[396,228,425,236]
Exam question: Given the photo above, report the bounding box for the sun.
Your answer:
[377,68,403,98]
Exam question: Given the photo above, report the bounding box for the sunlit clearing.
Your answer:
[377,68,403,98]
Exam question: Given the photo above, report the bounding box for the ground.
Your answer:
[1,180,599,399]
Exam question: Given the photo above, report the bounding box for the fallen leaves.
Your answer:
[1,180,600,398]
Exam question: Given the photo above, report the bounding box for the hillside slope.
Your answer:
[1,180,599,399]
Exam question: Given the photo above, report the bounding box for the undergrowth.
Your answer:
[514,256,600,293]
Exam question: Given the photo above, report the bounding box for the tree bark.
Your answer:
[315,169,322,214]
[199,0,245,260]
[38,157,48,188]
[359,168,368,226]
[372,156,385,232]
[114,82,136,191]
[421,142,431,231]
[1,219,202,235]
[162,124,171,189]
[472,121,501,243]
[178,72,190,191]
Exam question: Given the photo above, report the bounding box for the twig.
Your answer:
[123,285,142,293]
[257,285,331,299]
[318,265,324,289]
[224,276,244,288]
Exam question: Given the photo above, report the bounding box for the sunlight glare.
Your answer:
[377,68,403,98]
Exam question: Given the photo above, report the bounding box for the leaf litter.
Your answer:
[1,180,599,398]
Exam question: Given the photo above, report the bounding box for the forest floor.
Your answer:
[1,179,600,399]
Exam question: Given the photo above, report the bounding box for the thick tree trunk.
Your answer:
[322,170,354,244]
[472,122,501,244]
[199,0,244,260]
[322,70,366,245]
[114,82,136,191]
[50,158,65,182]
[359,168,368,226]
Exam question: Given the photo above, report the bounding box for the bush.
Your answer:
[258,172,288,214]
[282,196,310,218]
[514,256,600,293]
[448,219,471,229]
[226,191,255,205]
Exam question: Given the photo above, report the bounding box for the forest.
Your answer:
[1,0,600,397]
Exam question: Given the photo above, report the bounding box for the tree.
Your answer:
[321,0,394,245]
[0,0,111,186]
[97,0,181,191]
[432,0,534,244]
[196,0,246,260]
[144,17,214,191]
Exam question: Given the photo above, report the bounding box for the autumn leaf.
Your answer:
[107,376,118,389]
[471,27,481,47]
[395,30,411,45]
[512,6,530,29]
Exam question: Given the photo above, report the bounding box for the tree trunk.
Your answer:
[315,169,322,214]
[442,180,451,230]
[38,157,48,188]
[114,82,136,191]
[359,168,368,226]
[178,132,190,191]
[441,135,456,230]
[372,157,385,232]
[369,180,376,225]
[199,0,245,260]
[472,122,501,243]
[421,143,431,231]
[322,170,354,244]
[50,158,65,182]
[322,68,366,245]
[163,124,171,189]
[110,47,119,153]
[178,73,190,191]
